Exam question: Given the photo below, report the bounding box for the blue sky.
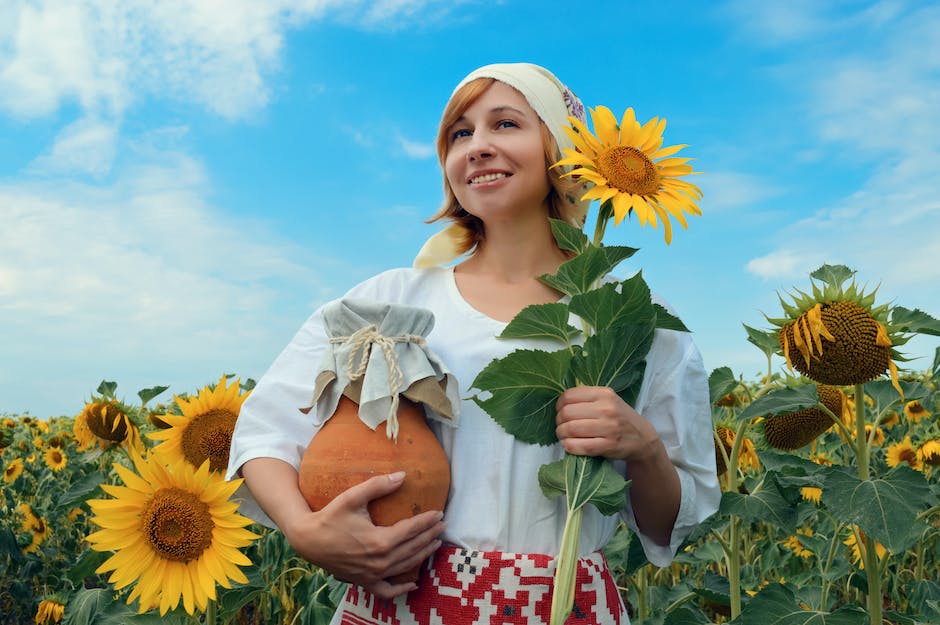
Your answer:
[2,0,938,418]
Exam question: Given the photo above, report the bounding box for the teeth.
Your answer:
[470,172,508,184]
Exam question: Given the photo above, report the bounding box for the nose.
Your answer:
[466,131,494,161]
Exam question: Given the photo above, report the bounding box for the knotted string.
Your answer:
[330,324,427,440]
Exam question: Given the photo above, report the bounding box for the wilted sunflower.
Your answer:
[713,425,759,477]
[4,457,24,483]
[800,486,822,505]
[86,452,259,615]
[43,447,67,472]
[882,410,900,429]
[74,400,141,452]
[767,265,910,392]
[20,511,50,554]
[865,424,885,447]
[149,376,250,473]
[34,598,65,624]
[918,439,940,467]
[844,528,886,569]
[763,384,844,450]
[904,400,930,423]
[553,105,702,243]
[885,435,921,470]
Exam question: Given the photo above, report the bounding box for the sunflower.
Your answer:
[763,384,843,450]
[149,376,250,473]
[4,457,24,483]
[917,439,940,467]
[865,424,885,447]
[767,265,910,392]
[34,598,65,624]
[885,435,922,470]
[904,400,930,423]
[86,452,259,615]
[2,417,15,428]
[844,528,886,569]
[43,447,67,472]
[553,105,702,243]
[882,410,900,429]
[783,528,814,559]
[74,400,141,452]
[21,513,50,554]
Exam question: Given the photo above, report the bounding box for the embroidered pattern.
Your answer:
[337,545,625,625]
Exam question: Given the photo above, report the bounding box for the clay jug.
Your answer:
[298,394,450,583]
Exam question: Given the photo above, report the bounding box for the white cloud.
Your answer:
[0,152,347,417]
[698,171,781,213]
[0,0,463,122]
[28,117,119,177]
[746,250,810,281]
[398,136,435,159]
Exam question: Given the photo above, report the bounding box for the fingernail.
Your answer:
[388,471,406,482]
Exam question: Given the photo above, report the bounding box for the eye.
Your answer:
[496,119,519,130]
[450,128,471,142]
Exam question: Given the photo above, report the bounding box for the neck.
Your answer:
[462,215,567,281]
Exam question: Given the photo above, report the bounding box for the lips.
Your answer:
[468,171,511,185]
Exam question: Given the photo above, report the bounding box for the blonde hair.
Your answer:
[427,78,584,255]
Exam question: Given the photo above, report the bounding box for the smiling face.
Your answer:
[443,81,552,228]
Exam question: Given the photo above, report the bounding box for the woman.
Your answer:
[227,63,720,624]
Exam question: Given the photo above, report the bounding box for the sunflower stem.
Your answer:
[205,599,217,625]
[550,504,583,625]
[853,384,869,481]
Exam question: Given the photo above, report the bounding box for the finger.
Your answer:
[561,436,616,458]
[333,472,406,510]
[384,537,443,580]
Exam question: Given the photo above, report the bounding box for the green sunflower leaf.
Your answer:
[470,348,572,445]
[548,218,588,254]
[810,264,856,289]
[96,380,118,399]
[539,245,610,296]
[739,385,820,422]
[499,302,580,344]
[137,385,169,406]
[731,583,869,625]
[744,323,780,358]
[822,464,934,553]
[568,273,655,334]
[602,245,639,272]
[891,306,940,337]
[719,472,798,530]
[569,322,653,397]
[654,304,689,331]
[538,454,628,515]
[708,366,738,405]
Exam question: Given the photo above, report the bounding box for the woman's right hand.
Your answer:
[240,458,445,599]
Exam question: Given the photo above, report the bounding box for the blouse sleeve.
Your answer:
[225,306,330,527]
[620,328,722,567]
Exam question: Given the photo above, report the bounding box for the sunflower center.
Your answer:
[50,450,63,464]
[596,145,660,195]
[142,487,214,562]
[85,404,129,442]
[899,449,918,467]
[180,409,238,472]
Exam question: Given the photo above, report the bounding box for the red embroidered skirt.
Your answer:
[335,544,626,625]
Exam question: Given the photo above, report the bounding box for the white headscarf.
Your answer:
[413,63,589,269]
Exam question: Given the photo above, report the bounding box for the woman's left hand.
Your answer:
[555,386,660,461]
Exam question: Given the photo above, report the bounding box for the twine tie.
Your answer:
[330,324,427,440]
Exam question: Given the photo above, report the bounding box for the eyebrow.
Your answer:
[453,105,530,124]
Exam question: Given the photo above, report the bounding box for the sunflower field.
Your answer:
[2,264,939,625]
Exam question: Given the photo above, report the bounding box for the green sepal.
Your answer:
[743,323,780,359]
[822,464,934,553]
[548,218,588,254]
[708,366,737,405]
[538,453,629,516]
[470,348,573,445]
[499,302,580,344]
[739,384,820,422]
